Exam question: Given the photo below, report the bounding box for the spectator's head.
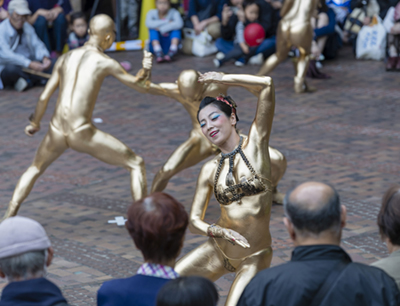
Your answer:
[156,276,219,306]
[156,0,170,16]
[7,0,31,30]
[243,1,260,23]
[126,192,188,266]
[283,182,346,246]
[177,70,203,101]
[230,0,244,6]
[70,11,87,38]
[88,14,115,50]
[0,216,53,282]
[197,95,239,147]
[378,186,400,254]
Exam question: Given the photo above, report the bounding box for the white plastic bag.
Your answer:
[183,28,218,57]
[356,16,387,61]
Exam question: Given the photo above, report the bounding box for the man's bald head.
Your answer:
[284,182,341,236]
[89,14,115,37]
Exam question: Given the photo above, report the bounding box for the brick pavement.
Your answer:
[0,46,399,305]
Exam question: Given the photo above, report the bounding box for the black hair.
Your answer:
[283,184,341,234]
[243,0,261,10]
[378,186,400,245]
[318,0,329,13]
[156,276,219,306]
[70,11,86,25]
[197,95,239,124]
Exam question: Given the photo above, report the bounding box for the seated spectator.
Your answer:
[0,216,69,306]
[237,182,400,306]
[327,0,351,25]
[216,0,277,65]
[146,0,183,63]
[97,192,189,306]
[67,11,88,50]
[185,0,226,39]
[26,0,72,57]
[0,0,10,22]
[0,0,51,92]
[156,276,219,306]
[371,186,400,289]
[214,1,265,67]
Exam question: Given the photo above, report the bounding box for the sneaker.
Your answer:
[14,77,28,92]
[213,58,221,68]
[163,54,172,62]
[216,52,225,60]
[248,53,264,65]
[234,60,245,67]
[156,56,164,63]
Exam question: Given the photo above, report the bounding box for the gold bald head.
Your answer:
[88,14,116,50]
[177,70,203,101]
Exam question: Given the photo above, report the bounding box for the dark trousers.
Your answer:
[34,14,67,53]
[1,64,53,89]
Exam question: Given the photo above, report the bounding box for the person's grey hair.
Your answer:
[283,185,341,236]
[0,250,48,281]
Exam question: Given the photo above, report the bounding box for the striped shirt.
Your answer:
[137,263,179,280]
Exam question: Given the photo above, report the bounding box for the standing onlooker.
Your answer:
[67,11,88,50]
[156,276,219,306]
[237,182,400,306]
[146,0,183,63]
[384,2,400,70]
[121,0,138,39]
[371,186,400,289]
[0,0,10,21]
[26,0,72,57]
[97,193,188,306]
[0,216,70,306]
[0,0,51,92]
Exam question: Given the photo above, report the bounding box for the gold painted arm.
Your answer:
[146,82,182,101]
[189,162,214,236]
[30,56,63,128]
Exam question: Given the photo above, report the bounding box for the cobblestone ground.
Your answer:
[0,46,399,305]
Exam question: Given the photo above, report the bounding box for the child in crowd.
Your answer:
[67,12,131,71]
[146,0,183,63]
[214,1,263,67]
[67,12,89,50]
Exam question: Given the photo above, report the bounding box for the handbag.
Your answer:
[356,15,387,60]
[344,7,367,35]
[183,28,218,57]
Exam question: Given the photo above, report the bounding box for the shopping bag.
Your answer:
[183,28,218,57]
[356,16,387,60]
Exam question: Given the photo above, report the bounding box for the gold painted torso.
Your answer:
[209,137,272,259]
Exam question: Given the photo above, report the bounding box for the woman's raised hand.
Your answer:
[198,72,223,83]
[222,228,250,249]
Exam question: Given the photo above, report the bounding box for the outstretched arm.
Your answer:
[199,72,275,143]
[26,56,63,136]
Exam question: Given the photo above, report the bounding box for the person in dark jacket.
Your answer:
[237,181,400,306]
[97,192,189,306]
[0,216,69,306]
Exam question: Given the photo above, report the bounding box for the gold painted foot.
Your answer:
[294,78,317,93]
[2,201,19,221]
[272,190,285,205]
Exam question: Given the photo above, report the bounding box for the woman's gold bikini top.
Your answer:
[214,137,268,205]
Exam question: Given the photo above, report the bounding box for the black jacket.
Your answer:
[237,245,400,306]
[221,0,278,41]
[0,277,69,306]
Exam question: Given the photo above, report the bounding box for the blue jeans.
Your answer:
[216,36,276,59]
[34,13,67,53]
[149,29,181,54]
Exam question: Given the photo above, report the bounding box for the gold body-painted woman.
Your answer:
[175,72,276,306]
[143,70,287,203]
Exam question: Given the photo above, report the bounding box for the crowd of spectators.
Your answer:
[0,185,399,306]
[0,0,400,91]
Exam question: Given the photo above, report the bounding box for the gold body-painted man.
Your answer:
[144,70,287,203]
[257,0,319,93]
[174,72,276,306]
[3,15,152,219]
